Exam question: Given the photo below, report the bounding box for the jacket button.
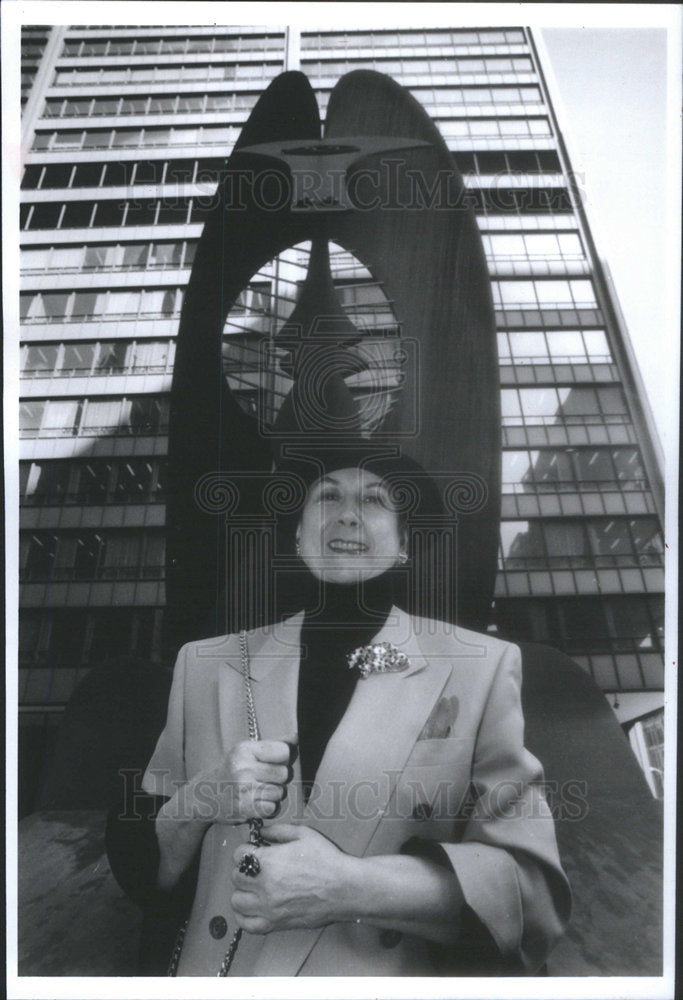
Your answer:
[380,929,403,948]
[412,802,433,821]
[209,915,228,939]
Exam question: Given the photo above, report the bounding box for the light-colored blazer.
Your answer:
[143,607,571,976]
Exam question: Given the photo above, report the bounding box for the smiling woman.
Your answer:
[107,444,571,977]
[296,468,406,585]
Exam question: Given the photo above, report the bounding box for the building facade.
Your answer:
[17,25,665,805]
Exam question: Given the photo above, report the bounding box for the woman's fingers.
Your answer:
[254,782,285,802]
[252,762,290,786]
[230,888,260,915]
[252,740,292,765]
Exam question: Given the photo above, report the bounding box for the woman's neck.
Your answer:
[302,570,395,629]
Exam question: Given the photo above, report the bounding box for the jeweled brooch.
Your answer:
[347,641,410,679]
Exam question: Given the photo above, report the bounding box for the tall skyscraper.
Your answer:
[17,25,665,805]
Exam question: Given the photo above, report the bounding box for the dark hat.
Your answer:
[273,441,446,539]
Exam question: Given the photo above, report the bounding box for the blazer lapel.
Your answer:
[303,606,453,854]
[254,606,454,977]
[218,613,304,752]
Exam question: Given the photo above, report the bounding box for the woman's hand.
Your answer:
[231,824,357,934]
[231,824,465,944]
[154,740,293,891]
[193,739,294,824]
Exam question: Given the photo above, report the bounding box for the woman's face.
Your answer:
[296,467,404,584]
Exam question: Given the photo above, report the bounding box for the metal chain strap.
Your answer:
[167,629,264,978]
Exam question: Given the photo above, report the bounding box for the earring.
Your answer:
[296,542,301,557]
[398,552,408,565]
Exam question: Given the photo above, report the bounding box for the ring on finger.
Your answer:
[238,852,261,877]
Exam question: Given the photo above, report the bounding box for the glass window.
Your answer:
[598,387,628,415]
[108,291,141,316]
[546,331,585,360]
[19,401,45,435]
[72,292,102,320]
[497,281,537,306]
[41,163,74,188]
[508,332,548,362]
[53,131,83,149]
[43,399,82,435]
[100,532,141,578]
[71,163,104,188]
[61,202,94,228]
[128,397,169,434]
[113,459,155,501]
[124,201,157,226]
[20,460,70,503]
[558,599,610,650]
[501,451,532,489]
[94,201,126,227]
[46,246,82,270]
[72,532,106,580]
[20,293,35,320]
[612,448,645,483]
[629,518,664,563]
[121,244,149,269]
[74,460,113,502]
[27,203,61,229]
[157,201,190,225]
[605,596,656,648]
[558,387,600,418]
[557,233,582,256]
[81,399,123,434]
[150,95,178,113]
[61,342,97,375]
[535,280,571,305]
[95,341,129,373]
[121,97,148,115]
[587,519,633,564]
[573,449,614,483]
[21,532,57,580]
[571,279,596,306]
[94,99,120,117]
[148,242,182,268]
[500,389,521,422]
[489,234,525,258]
[130,340,169,371]
[104,162,134,186]
[113,130,142,148]
[34,292,70,321]
[523,234,559,257]
[583,329,611,359]
[518,388,560,423]
[145,128,172,147]
[496,333,511,361]
[543,522,590,566]
[528,449,573,488]
[21,248,51,271]
[83,131,111,150]
[23,344,60,375]
[499,520,545,568]
[84,246,114,270]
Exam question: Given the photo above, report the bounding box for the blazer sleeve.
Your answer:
[142,643,190,798]
[437,642,572,971]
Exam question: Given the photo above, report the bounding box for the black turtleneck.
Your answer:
[297,570,395,798]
